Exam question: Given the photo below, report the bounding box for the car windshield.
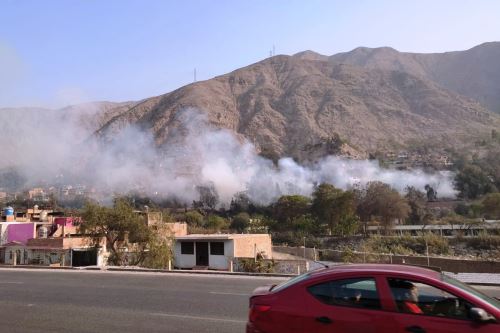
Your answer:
[272,272,312,293]
[442,274,500,309]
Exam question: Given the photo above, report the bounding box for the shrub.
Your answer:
[238,252,275,273]
[230,212,250,232]
[363,234,449,256]
[184,211,204,226]
[462,234,500,250]
[206,215,229,231]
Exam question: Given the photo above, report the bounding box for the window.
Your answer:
[441,274,500,309]
[308,278,381,309]
[387,278,473,320]
[210,242,224,255]
[272,272,311,293]
[180,242,194,255]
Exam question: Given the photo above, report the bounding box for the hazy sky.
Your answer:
[1,0,499,108]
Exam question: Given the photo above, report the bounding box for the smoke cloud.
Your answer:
[0,107,456,205]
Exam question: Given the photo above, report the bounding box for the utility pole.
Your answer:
[303,237,306,259]
[194,68,197,82]
[425,238,430,266]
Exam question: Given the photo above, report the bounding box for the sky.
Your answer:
[1,0,499,109]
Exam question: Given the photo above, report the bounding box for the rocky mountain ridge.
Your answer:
[4,42,500,162]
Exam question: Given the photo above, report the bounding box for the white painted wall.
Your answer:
[207,240,234,270]
[174,241,196,268]
[174,240,235,270]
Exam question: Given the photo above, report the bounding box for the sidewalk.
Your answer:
[1,264,499,285]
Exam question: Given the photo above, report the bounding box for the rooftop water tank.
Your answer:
[39,211,48,222]
[4,207,14,216]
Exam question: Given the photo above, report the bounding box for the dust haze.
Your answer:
[0,107,456,205]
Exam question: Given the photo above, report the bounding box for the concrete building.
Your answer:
[0,207,107,266]
[1,236,107,266]
[174,234,272,270]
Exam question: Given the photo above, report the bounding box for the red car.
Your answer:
[247,264,499,333]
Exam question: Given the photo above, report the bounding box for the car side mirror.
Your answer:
[469,307,496,323]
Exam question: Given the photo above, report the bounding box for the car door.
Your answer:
[385,277,499,333]
[302,276,394,333]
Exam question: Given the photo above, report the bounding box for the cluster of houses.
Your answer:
[0,205,273,271]
[0,185,94,205]
[383,150,454,170]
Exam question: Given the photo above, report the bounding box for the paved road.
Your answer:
[0,269,284,333]
[0,269,498,333]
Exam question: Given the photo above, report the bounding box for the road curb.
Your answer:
[0,265,294,278]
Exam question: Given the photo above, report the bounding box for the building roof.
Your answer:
[175,233,269,241]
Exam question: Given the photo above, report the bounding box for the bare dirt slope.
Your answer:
[97,53,499,160]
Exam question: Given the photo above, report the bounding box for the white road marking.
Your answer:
[0,282,24,284]
[209,291,249,296]
[150,312,246,324]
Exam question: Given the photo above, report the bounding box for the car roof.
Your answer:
[309,264,441,280]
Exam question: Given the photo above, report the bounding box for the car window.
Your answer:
[308,278,381,310]
[387,278,474,320]
[272,272,311,293]
[441,274,500,309]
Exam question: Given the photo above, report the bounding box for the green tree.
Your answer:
[482,193,500,219]
[332,215,360,236]
[206,215,229,231]
[291,214,316,234]
[311,183,358,235]
[357,182,410,231]
[272,195,311,231]
[404,186,427,224]
[142,224,174,269]
[184,210,204,226]
[454,202,471,217]
[454,165,497,199]
[80,198,150,266]
[231,212,250,232]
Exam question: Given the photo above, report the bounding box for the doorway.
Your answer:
[195,242,209,266]
[72,249,97,267]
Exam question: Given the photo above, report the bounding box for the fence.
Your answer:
[273,246,500,273]
[232,257,308,275]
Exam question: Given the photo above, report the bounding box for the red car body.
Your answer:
[247,264,500,333]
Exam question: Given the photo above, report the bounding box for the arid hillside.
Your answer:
[96,52,499,160]
[328,42,500,114]
[6,43,499,162]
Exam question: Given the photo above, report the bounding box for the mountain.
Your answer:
[5,43,499,162]
[328,42,500,113]
[0,101,136,133]
[96,50,499,161]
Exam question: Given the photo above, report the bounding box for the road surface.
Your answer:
[0,268,498,333]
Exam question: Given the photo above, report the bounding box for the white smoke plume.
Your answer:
[0,107,456,205]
